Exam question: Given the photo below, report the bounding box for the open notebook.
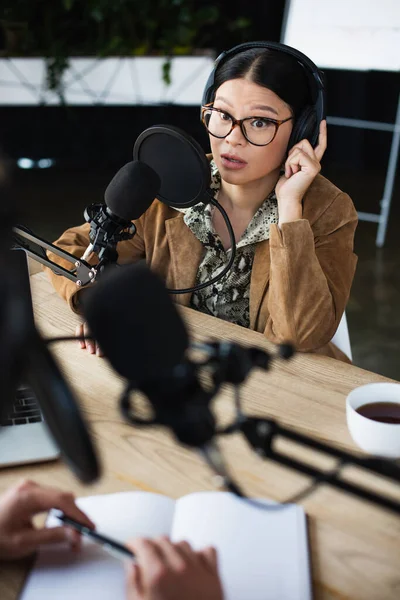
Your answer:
[21,491,311,600]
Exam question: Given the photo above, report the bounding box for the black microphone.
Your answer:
[12,160,161,287]
[80,262,280,495]
[82,262,217,447]
[82,160,161,264]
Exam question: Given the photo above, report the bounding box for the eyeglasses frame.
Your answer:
[201,103,294,147]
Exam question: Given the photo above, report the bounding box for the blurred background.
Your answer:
[1,0,399,379]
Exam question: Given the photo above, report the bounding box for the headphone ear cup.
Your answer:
[200,71,215,120]
[288,106,318,150]
[200,49,228,120]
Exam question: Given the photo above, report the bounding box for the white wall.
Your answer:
[282,0,400,71]
[0,56,214,106]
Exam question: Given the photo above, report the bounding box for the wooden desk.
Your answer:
[1,272,399,599]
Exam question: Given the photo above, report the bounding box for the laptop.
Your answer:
[0,249,60,467]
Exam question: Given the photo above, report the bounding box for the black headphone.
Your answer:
[201,41,325,150]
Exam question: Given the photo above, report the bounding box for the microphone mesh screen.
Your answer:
[83,263,189,382]
[105,161,160,221]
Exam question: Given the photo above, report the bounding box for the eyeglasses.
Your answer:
[201,104,293,147]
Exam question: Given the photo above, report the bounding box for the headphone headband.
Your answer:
[202,41,325,148]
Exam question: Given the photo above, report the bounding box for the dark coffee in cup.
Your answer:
[356,402,400,424]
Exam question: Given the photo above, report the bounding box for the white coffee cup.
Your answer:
[346,383,400,458]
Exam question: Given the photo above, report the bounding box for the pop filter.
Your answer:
[133,125,211,209]
[133,124,237,295]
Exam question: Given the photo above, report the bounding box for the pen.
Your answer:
[55,512,135,562]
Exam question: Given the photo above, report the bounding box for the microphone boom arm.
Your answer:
[13,226,96,287]
[219,414,400,515]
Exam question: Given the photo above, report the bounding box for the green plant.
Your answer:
[1,0,251,96]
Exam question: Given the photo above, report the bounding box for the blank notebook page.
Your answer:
[172,492,311,600]
[20,491,311,600]
[20,492,175,600]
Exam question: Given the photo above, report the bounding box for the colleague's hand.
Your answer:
[125,536,224,600]
[75,322,104,357]
[275,120,327,225]
[0,479,95,560]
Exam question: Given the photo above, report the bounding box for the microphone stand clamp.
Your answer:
[84,204,136,269]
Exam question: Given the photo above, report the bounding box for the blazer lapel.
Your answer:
[250,239,271,329]
[165,215,203,306]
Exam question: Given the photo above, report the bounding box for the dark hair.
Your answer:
[213,48,311,119]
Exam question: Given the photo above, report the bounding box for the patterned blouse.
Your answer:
[176,161,279,327]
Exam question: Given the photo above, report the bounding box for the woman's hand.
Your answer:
[275,120,327,226]
[125,536,224,600]
[75,322,104,357]
[0,480,95,560]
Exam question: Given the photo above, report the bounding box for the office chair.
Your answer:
[331,312,352,362]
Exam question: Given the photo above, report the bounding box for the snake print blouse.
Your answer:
[176,160,279,327]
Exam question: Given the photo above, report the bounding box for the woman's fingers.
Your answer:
[198,546,219,573]
[125,563,144,599]
[285,147,321,178]
[75,323,86,349]
[287,120,327,168]
[127,538,167,585]
[173,540,196,564]
[285,149,304,177]
[75,322,92,352]
[314,119,327,162]
[154,536,188,570]
[83,321,95,354]
[18,483,95,529]
[76,322,104,357]
[288,138,315,160]
[76,321,104,356]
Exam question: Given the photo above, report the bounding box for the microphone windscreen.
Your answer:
[83,263,189,383]
[104,161,161,222]
[133,125,211,209]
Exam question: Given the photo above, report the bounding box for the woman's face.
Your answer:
[208,78,293,186]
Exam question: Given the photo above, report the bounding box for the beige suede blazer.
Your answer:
[46,173,358,362]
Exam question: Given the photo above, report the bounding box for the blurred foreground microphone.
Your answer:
[81,262,295,498]
[81,160,161,264]
[83,263,217,447]
[0,243,100,483]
